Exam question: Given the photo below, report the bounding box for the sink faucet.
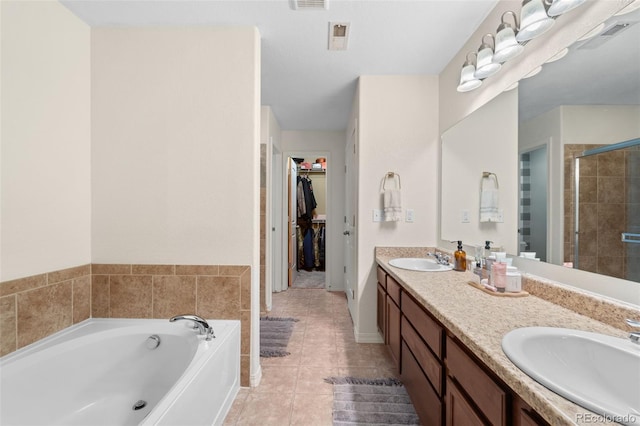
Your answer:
[427,251,451,265]
[626,318,640,344]
[170,314,215,340]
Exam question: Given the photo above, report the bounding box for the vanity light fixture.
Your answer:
[547,0,586,17]
[493,11,525,63]
[515,0,555,42]
[457,52,483,92]
[475,34,502,79]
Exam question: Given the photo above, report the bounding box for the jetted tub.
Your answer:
[0,318,240,426]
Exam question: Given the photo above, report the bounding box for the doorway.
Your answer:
[284,153,329,290]
[519,145,548,262]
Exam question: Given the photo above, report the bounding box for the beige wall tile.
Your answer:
[132,264,175,275]
[240,354,250,388]
[0,295,17,356]
[109,275,152,318]
[175,265,219,276]
[152,275,196,319]
[73,275,91,324]
[241,268,251,311]
[0,274,47,297]
[92,264,132,275]
[219,265,249,276]
[48,264,90,284]
[240,310,250,355]
[197,276,240,319]
[17,282,72,348]
[91,275,110,318]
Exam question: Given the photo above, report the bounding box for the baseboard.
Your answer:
[354,331,384,344]
[250,364,262,388]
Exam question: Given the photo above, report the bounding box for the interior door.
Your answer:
[344,123,357,317]
[287,157,298,287]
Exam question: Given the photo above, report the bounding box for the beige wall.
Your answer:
[91,27,260,266]
[0,1,91,281]
[355,75,440,341]
[441,89,519,254]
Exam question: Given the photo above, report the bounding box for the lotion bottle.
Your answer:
[453,241,467,272]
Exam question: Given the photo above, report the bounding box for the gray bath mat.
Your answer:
[324,377,420,425]
[260,316,299,357]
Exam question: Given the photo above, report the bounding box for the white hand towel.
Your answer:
[480,174,499,222]
[383,189,402,222]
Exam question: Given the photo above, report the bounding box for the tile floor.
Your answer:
[223,288,398,425]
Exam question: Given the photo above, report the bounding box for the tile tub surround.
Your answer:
[1,263,252,387]
[0,265,91,356]
[376,247,640,426]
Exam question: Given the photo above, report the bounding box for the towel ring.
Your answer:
[481,171,499,189]
[382,172,401,191]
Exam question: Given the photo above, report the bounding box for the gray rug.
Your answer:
[293,270,325,289]
[324,377,420,426]
[260,316,298,357]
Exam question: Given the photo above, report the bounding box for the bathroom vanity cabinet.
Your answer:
[376,266,549,426]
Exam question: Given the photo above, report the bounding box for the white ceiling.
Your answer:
[60,0,499,130]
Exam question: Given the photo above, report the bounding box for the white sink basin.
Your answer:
[388,258,452,272]
[502,327,640,425]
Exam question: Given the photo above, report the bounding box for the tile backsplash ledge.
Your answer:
[0,263,252,386]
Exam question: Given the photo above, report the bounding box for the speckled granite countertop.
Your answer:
[376,247,639,426]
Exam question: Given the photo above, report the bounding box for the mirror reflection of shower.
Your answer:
[519,146,548,262]
[572,138,640,282]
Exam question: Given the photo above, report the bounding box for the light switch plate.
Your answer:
[373,209,382,222]
[497,209,504,223]
[406,209,414,222]
[461,209,470,223]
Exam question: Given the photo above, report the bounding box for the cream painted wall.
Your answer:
[356,75,439,341]
[91,27,260,266]
[281,130,346,292]
[441,89,519,254]
[562,105,640,145]
[0,1,91,281]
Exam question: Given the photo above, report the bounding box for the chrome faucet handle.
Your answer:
[626,318,640,328]
[625,319,640,344]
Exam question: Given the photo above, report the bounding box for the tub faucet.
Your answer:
[626,318,640,344]
[170,314,215,340]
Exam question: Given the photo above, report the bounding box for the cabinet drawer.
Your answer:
[401,341,443,426]
[446,377,489,426]
[376,266,387,289]
[402,292,443,359]
[377,283,386,339]
[446,336,507,426]
[386,275,401,306]
[401,316,443,396]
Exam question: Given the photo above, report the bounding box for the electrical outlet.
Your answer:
[405,209,414,223]
[461,209,470,223]
[497,209,504,223]
[373,209,382,222]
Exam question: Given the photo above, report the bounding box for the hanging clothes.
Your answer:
[297,175,317,221]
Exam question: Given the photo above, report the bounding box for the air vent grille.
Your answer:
[577,21,635,50]
[290,0,328,10]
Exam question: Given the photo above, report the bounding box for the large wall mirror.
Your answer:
[518,6,640,282]
[441,2,640,303]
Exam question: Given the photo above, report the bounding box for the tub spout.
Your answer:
[169,314,215,340]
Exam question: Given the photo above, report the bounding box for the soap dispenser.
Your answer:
[453,241,467,272]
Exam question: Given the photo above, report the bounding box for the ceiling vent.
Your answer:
[289,0,328,10]
[576,21,634,50]
[328,22,350,50]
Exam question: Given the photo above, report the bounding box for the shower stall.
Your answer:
[573,138,640,282]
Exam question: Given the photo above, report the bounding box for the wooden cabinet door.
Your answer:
[446,378,489,426]
[377,283,386,341]
[386,296,401,367]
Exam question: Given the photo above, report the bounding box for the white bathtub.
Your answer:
[0,318,240,426]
